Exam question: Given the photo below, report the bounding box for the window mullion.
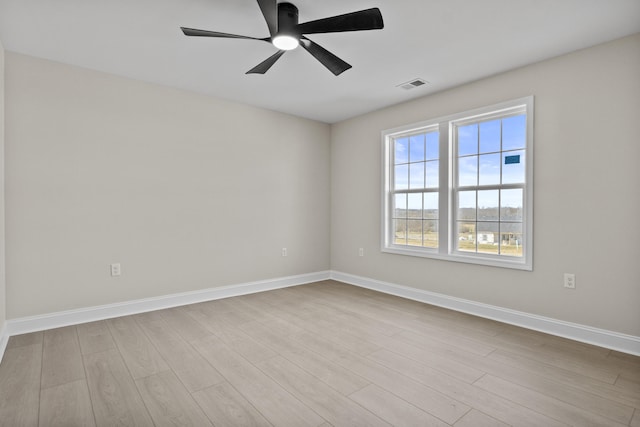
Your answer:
[439,121,450,255]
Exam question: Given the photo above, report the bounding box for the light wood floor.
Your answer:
[1,280,638,427]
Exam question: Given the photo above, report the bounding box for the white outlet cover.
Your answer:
[564,273,575,288]
[110,263,121,277]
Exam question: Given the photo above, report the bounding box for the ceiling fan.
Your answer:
[180,0,384,76]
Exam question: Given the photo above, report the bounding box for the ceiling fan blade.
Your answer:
[296,8,383,35]
[180,27,264,40]
[300,38,351,76]
[246,50,286,74]
[257,0,278,37]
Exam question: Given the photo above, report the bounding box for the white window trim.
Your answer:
[381,96,534,271]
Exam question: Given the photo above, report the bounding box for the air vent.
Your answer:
[397,78,429,90]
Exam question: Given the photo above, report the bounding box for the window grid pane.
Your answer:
[409,162,425,189]
[390,190,439,249]
[423,220,438,248]
[407,220,423,246]
[394,138,409,164]
[454,113,527,258]
[409,134,425,162]
[394,219,407,245]
[453,187,524,256]
[390,129,440,250]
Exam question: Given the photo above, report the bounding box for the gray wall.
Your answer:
[331,34,640,336]
[5,52,331,318]
[3,34,639,339]
[0,40,5,333]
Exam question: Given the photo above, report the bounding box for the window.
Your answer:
[382,97,533,270]
[391,128,440,249]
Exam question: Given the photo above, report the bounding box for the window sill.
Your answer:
[381,245,533,271]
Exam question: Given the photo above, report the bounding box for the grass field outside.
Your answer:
[395,232,522,256]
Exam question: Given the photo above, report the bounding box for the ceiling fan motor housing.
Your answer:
[277,3,300,38]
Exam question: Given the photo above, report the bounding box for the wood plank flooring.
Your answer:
[1,280,638,426]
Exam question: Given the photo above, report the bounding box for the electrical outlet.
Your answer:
[110,263,121,277]
[358,248,364,257]
[282,248,287,257]
[564,273,575,289]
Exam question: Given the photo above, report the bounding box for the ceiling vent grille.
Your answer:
[398,78,429,90]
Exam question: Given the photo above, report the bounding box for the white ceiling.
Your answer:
[1,0,639,123]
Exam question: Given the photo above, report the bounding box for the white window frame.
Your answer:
[382,96,534,270]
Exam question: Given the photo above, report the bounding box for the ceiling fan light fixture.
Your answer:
[272,34,299,50]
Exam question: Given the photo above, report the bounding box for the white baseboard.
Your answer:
[3,270,331,341]
[330,271,640,356]
[0,323,8,364]
[2,269,637,361]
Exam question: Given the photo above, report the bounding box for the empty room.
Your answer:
[0,0,639,426]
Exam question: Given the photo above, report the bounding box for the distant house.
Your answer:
[478,232,495,244]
